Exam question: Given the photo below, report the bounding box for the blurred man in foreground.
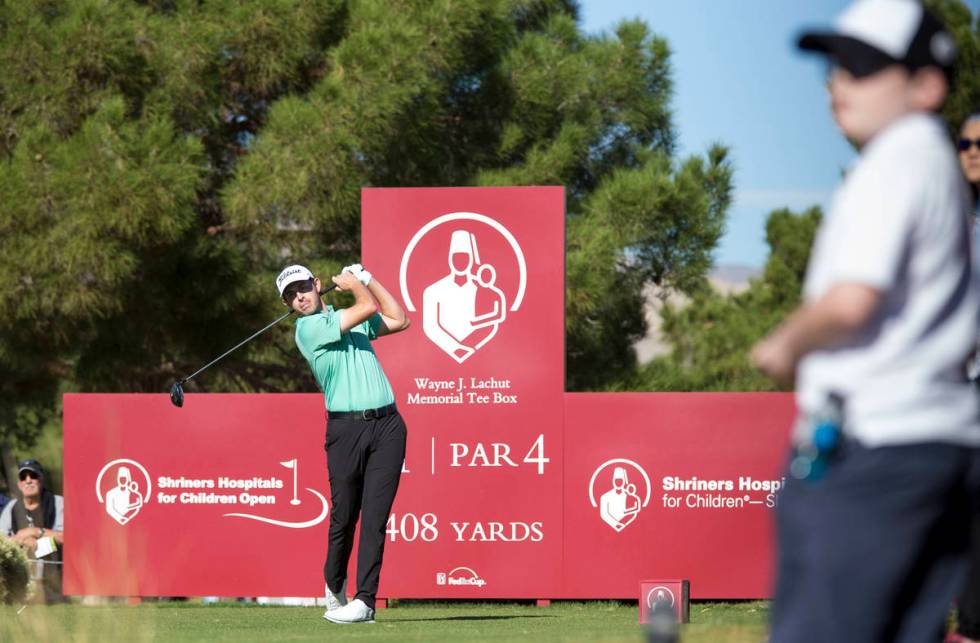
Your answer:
[751,1,980,640]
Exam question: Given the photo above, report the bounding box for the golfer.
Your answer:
[276,262,409,625]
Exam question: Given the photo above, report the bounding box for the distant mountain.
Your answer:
[709,264,761,293]
[633,264,762,364]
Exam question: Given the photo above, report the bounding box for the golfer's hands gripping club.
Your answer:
[342,263,372,286]
[332,271,365,292]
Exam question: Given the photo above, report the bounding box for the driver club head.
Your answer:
[170,380,185,408]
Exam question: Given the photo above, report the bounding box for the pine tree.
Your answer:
[0,0,732,448]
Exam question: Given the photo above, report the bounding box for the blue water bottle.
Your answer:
[790,393,844,482]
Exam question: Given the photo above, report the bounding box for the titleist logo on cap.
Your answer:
[275,264,314,295]
[277,268,302,286]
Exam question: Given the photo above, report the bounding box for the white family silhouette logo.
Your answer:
[399,213,527,364]
[646,586,676,609]
[588,458,651,532]
[96,459,152,526]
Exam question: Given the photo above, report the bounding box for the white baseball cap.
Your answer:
[798,0,956,79]
[275,264,314,296]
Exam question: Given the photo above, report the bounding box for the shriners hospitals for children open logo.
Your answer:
[399,212,527,364]
[95,457,329,529]
[96,459,152,526]
[589,458,651,533]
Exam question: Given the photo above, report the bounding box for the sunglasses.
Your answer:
[282,279,315,302]
[19,470,39,481]
[959,138,980,152]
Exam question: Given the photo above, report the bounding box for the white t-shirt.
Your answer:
[797,113,980,447]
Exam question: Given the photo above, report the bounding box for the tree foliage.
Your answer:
[631,0,980,393]
[0,0,732,447]
[929,0,980,133]
[627,207,820,392]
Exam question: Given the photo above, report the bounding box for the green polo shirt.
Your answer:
[294,306,395,412]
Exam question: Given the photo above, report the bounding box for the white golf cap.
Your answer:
[275,264,314,296]
[798,0,955,79]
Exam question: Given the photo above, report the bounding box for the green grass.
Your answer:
[0,600,770,642]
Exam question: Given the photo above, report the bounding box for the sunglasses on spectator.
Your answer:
[959,138,980,152]
[283,279,315,302]
[19,471,39,481]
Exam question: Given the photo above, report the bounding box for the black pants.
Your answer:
[324,411,406,610]
[771,441,980,643]
[957,517,980,638]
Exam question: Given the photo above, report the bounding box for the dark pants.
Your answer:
[323,411,406,610]
[958,516,980,638]
[771,441,980,643]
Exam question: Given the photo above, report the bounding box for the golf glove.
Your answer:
[343,263,372,287]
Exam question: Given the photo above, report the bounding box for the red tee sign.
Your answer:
[362,187,566,597]
[62,187,795,600]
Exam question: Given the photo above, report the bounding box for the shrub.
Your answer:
[0,537,30,604]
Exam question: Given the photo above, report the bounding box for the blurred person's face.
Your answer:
[959,120,980,185]
[828,65,914,146]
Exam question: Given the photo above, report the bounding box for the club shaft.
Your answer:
[181,310,291,384]
[180,284,338,384]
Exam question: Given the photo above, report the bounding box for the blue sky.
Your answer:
[580,1,980,268]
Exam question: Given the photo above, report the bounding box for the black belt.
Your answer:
[328,403,398,421]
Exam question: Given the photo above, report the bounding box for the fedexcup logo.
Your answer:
[436,566,487,588]
[588,458,651,532]
[399,212,527,364]
[96,459,152,526]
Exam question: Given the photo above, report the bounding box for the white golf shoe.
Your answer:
[324,598,375,624]
[322,580,347,618]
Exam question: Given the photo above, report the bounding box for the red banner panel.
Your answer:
[361,187,566,597]
[562,393,794,599]
[63,393,331,597]
[63,392,794,598]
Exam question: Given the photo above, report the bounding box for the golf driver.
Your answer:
[169,284,338,408]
